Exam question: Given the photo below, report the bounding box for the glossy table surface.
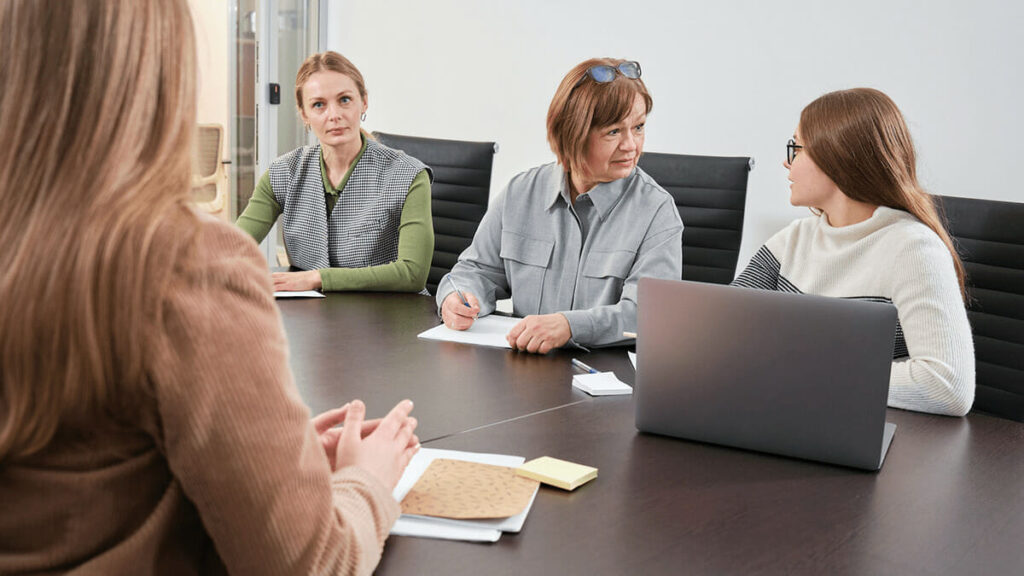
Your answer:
[278,293,631,442]
[279,293,1024,576]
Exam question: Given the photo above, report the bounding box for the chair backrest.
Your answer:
[638,152,751,284]
[938,195,1024,422]
[373,132,496,294]
[191,123,228,218]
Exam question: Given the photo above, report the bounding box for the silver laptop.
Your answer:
[635,278,898,471]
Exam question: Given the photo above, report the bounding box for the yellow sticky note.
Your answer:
[516,456,597,491]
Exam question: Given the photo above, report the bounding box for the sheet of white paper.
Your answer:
[417,315,522,349]
[390,448,537,540]
[572,372,633,396]
[273,290,325,299]
[390,516,502,542]
[628,351,637,370]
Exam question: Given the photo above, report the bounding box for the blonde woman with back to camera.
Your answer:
[0,1,419,574]
[731,88,975,417]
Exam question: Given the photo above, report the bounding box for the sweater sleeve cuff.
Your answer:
[330,465,401,538]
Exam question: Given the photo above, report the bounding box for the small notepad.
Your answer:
[572,372,633,396]
[517,456,598,491]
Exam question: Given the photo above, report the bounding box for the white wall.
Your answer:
[329,0,1023,267]
[190,0,229,130]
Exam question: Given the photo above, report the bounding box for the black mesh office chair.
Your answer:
[938,195,1024,422]
[638,152,752,284]
[373,132,496,294]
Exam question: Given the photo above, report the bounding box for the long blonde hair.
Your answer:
[800,88,967,300]
[0,0,199,462]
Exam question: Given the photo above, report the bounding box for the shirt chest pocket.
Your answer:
[584,249,635,278]
[581,249,636,300]
[500,231,554,314]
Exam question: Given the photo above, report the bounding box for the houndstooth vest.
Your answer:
[269,139,428,271]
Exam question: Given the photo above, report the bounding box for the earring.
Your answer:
[360,112,367,122]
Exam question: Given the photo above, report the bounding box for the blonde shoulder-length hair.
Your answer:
[0,0,199,462]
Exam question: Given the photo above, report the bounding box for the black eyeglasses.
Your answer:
[786,138,803,164]
[574,61,642,88]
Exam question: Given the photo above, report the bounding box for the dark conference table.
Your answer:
[278,293,1024,576]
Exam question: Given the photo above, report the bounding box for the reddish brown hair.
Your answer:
[547,58,653,177]
[800,88,967,299]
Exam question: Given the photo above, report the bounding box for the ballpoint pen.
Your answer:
[449,276,471,308]
[571,358,599,374]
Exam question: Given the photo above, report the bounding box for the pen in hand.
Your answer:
[449,277,471,308]
[571,358,599,374]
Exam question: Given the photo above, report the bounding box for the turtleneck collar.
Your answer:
[816,206,916,242]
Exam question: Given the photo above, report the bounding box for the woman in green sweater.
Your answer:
[237,51,433,293]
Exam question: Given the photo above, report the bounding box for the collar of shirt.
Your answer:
[319,133,368,196]
[547,163,635,221]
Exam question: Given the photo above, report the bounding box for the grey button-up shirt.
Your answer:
[436,162,683,347]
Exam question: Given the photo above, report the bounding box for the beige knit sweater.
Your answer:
[0,215,400,575]
[732,207,975,416]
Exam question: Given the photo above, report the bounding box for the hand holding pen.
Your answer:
[441,276,480,331]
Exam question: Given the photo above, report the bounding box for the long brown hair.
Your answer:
[800,88,967,299]
[0,0,199,462]
[547,58,653,178]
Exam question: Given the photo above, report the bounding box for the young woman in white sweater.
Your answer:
[733,88,975,417]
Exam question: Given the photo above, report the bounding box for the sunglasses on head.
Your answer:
[574,61,642,88]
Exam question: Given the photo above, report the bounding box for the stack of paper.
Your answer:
[517,456,597,491]
[572,372,633,396]
[390,448,539,542]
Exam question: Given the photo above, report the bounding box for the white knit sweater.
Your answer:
[733,206,975,416]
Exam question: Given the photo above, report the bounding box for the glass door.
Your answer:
[230,0,325,265]
[229,0,257,224]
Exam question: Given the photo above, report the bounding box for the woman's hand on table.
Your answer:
[506,313,572,354]
[272,270,322,292]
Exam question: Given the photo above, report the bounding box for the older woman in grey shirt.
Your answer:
[437,58,683,353]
